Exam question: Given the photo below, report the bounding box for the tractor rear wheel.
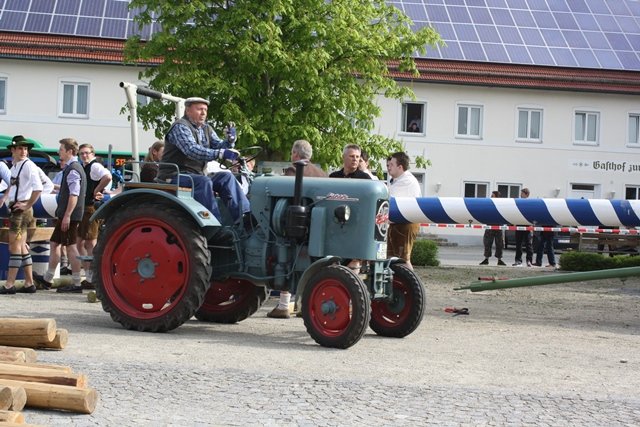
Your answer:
[93,201,211,332]
[369,263,425,338]
[195,279,268,323]
[301,264,370,349]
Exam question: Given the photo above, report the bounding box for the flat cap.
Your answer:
[7,135,34,149]
[184,97,210,106]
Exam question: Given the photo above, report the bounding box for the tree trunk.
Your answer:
[0,348,37,364]
[0,410,25,423]
[0,364,86,388]
[0,319,56,341]
[6,387,26,412]
[0,331,65,350]
[0,379,97,414]
[0,387,11,411]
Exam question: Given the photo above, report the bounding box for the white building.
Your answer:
[1,1,639,225]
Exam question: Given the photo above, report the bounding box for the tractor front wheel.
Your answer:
[369,263,425,338]
[301,264,370,349]
[195,279,268,323]
[93,201,211,332]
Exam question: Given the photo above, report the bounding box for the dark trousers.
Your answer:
[175,173,250,223]
[535,232,556,266]
[514,230,533,263]
[483,229,503,259]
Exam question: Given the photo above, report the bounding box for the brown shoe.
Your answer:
[267,306,291,319]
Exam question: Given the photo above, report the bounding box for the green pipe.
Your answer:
[454,266,640,292]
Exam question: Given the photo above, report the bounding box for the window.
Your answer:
[464,182,488,198]
[517,108,542,141]
[0,78,5,113]
[574,110,599,144]
[497,184,521,199]
[625,186,640,200]
[401,102,425,133]
[456,104,482,138]
[60,82,89,118]
[628,114,640,146]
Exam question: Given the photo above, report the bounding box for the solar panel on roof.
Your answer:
[0,11,26,31]
[31,0,54,14]
[25,13,52,33]
[1,0,640,72]
[80,0,104,17]
[528,46,555,65]
[55,0,80,15]
[484,43,510,61]
[549,47,578,66]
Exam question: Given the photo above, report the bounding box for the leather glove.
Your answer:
[221,149,240,161]
[224,122,237,146]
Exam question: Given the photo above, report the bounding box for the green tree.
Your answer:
[126,0,441,169]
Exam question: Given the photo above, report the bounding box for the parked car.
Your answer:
[504,230,577,251]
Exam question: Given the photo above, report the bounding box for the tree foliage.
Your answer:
[126,0,441,169]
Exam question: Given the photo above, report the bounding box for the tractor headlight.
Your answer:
[334,205,351,225]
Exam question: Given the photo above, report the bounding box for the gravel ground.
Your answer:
[1,262,639,426]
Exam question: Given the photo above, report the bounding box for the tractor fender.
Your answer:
[295,256,342,300]
[91,189,221,238]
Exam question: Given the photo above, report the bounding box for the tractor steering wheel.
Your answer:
[218,146,263,171]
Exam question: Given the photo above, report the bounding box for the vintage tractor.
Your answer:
[89,83,426,349]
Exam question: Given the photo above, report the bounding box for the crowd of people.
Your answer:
[480,187,557,268]
[1,95,425,303]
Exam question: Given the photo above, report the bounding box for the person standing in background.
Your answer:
[479,191,506,266]
[75,144,112,290]
[34,138,87,293]
[1,135,43,294]
[386,151,422,270]
[513,188,533,267]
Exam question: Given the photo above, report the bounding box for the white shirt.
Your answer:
[389,170,422,198]
[88,161,112,193]
[8,159,43,203]
[36,167,54,194]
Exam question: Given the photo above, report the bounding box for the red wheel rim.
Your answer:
[371,275,412,328]
[199,279,254,313]
[100,217,191,319]
[307,278,353,337]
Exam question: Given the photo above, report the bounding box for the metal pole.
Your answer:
[454,266,640,292]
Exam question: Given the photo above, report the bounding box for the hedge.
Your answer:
[410,239,440,267]
[559,251,640,271]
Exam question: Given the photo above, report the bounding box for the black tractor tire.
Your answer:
[369,263,426,338]
[195,279,268,323]
[93,201,211,332]
[301,264,370,349]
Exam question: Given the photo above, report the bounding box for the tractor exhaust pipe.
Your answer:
[286,160,310,241]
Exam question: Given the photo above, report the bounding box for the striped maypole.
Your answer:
[389,197,640,228]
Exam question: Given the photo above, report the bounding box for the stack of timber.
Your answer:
[0,318,98,425]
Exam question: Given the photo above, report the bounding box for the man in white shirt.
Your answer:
[76,143,112,290]
[0,135,43,294]
[386,151,422,270]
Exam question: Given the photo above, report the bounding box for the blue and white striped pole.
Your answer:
[389,197,640,228]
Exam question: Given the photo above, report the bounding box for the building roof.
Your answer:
[1,0,640,71]
[1,1,640,94]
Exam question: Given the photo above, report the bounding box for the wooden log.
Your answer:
[7,387,25,412]
[0,348,36,364]
[0,335,62,351]
[0,353,24,365]
[0,319,56,341]
[2,363,72,374]
[0,364,86,388]
[0,380,97,414]
[0,410,24,423]
[47,329,68,350]
[0,387,11,411]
